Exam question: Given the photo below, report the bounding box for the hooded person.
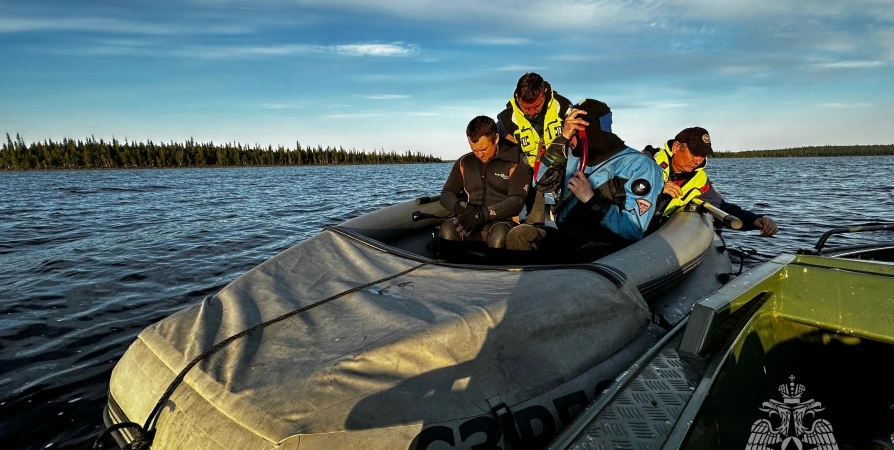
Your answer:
[505,99,664,263]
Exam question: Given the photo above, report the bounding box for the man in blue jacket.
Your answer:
[505,99,664,262]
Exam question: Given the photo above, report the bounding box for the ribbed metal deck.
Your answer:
[564,334,707,450]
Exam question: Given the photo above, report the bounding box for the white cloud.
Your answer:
[198,0,661,30]
[661,0,863,21]
[814,60,885,69]
[0,16,249,35]
[333,42,418,56]
[174,42,418,59]
[819,103,872,108]
[174,44,312,58]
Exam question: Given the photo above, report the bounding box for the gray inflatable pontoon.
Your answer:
[102,196,732,450]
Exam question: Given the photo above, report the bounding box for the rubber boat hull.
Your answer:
[102,196,732,450]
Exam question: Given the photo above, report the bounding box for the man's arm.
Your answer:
[439,159,465,212]
[496,108,519,145]
[487,161,530,220]
[698,182,763,231]
[534,134,570,193]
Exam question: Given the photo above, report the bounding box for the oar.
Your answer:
[691,197,743,229]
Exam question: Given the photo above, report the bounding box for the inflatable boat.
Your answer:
[547,223,894,450]
[98,196,733,450]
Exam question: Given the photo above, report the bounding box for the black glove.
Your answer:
[535,166,564,193]
[455,203,489,234]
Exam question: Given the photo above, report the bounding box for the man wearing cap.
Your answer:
[646,127,778,236]
[505,99,664,262]
[496,72,575,223]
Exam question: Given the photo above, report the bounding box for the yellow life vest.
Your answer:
[654,141,709,217]
[510,92,564,167]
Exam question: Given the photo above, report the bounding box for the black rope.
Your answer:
[726,246,775,275]
[93,262,429,449]
[91,422,152,450]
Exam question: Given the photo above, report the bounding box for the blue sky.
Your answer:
[2,0,893,159]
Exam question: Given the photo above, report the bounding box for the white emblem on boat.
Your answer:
[745,375,838,450]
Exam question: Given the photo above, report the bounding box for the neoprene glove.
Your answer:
[535,166,565,193]
[455,203,489,233]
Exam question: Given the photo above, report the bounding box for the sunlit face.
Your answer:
[468,134,499,163]
[672,142,706,173]
[516,93,546,120]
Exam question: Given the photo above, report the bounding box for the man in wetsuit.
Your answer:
[645,127,778,236]
[505,99,664,262]
[496,72,574,223]
[439,115,530,251]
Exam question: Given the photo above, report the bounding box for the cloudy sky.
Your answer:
[2,0,893,159]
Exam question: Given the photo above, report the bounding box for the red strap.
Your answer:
[577,129,589,173]
[533,140,545,176]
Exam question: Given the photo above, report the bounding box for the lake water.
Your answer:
[1,157,892,449]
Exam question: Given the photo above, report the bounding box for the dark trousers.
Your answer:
[505,223,628,264]
[439,220,517,249]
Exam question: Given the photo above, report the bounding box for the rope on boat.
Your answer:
[91,262,430,450]
[725,246,775,275]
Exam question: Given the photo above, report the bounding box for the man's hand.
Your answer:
[455,203,488,235]
[561,109,589,140]
[568,171,595,203]
[753,217,778,237]
[454,218,471,238]
[663,181,682,198]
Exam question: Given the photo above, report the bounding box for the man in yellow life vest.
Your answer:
[496,73,575,223]
[646,127,778,236]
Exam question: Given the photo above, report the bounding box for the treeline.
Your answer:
[713,144,894,158]
[0,134,442,170]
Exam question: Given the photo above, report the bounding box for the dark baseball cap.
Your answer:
[674,127,714,156]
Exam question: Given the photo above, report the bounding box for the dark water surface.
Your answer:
[1,158,892,449]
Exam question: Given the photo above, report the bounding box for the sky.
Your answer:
[1,0,893,159]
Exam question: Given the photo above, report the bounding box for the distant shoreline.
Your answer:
[711,144,894,158]
[0,161,448,173]
[1,134,443,171]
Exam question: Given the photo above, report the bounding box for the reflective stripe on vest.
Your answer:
[510,92,563,168]
[655,142,709,217]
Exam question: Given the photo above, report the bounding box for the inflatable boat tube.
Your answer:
[102,196,731,450]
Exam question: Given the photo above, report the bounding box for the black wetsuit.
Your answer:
[440,145,530,221]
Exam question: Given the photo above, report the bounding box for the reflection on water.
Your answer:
[0,157,892,449]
